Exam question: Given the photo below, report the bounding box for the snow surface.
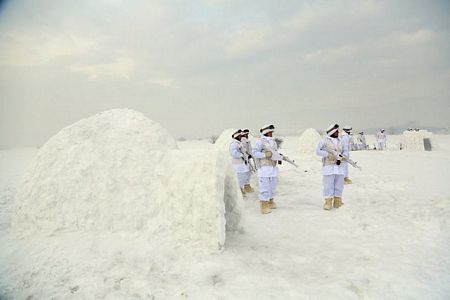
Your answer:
[1,134,450,299]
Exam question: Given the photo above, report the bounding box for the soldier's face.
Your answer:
[331,131,339,138]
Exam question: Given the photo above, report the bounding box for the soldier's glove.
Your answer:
[264,151,273,158]
[248,155,252,159]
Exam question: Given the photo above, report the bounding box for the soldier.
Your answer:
[240,128,255,193]
[252,124,284,214]
[341,125,353,184]
[229,129,250,195]
[357,131,367,150]
[376,129,387,150]
[316,124,345,210]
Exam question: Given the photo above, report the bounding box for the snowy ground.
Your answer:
[1,135,450,299]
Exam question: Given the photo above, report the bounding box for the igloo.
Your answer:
[299,128,321,155]
[14,109,242,250]
[400,130,436,151]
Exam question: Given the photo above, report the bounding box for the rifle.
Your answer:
[261,141,298,168]
[321,146,362,171]
[240,139,257,172]
[239,147,256,172]
[280,155,298,168]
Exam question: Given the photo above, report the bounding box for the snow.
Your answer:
[1,109,244,298]
[298,128,322,155]
[1,132,450,299]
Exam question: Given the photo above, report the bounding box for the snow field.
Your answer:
[0,131,449,299]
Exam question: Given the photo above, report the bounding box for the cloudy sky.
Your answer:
[1,0,449,147]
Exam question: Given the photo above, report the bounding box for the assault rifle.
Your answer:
[280,154,298,168]
[239,148,256,172]
[261,142,298,168]
[321,146,362,171]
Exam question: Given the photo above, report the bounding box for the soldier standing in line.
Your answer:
[229,129,250,195]
[341,125,353,184]
[316,124,345,210]
[252,124,284,214]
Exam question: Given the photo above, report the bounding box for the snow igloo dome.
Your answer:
[299,128,321,155]
[14,109,242,249]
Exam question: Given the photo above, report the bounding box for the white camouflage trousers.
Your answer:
[236,171,251,188]
[343,161,349,178]
[258,177,278,201]
[377,140,386,150]
[322,174,344,198]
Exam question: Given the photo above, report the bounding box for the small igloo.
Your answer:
[400,130,436,151]
[299,128,321,155]
[14,109,242,250]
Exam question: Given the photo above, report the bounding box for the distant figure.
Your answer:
[316,123,345,210]
[240,128,255,193]
[357,132,367,150]
[350,133,357,151]
[229,129,250,195]
[341,125,353,185]
[376,129,387,150]
[252,124,283,214]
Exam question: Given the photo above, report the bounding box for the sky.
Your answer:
[0,0,449,147]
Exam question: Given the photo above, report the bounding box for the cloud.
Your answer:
[69,57,135,79]
[148,78,179,89]
[398,29,437,45]
[303,46,357,63]
[0,32,97,67]
[225,28,269,57]
[302,28,439,64]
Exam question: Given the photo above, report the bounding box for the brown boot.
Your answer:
[344,177,352,184]
[269,198,277,209]
[323,198,333,210]
[244,184,254,193]
[260,201,271,214]
[333,197,344,208]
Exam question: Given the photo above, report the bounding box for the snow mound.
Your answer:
[14,109,242,249]
[400,130,436,151]
[298,128,321,155]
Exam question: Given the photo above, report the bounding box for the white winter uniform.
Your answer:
[357,134,367,150]
[376,132,386,150]
[350,134,356,151]
[316,136,345,198]
[240,137,253,185]
[252,136,283,201]
[229,139,250,188]
[340,132,351,178]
